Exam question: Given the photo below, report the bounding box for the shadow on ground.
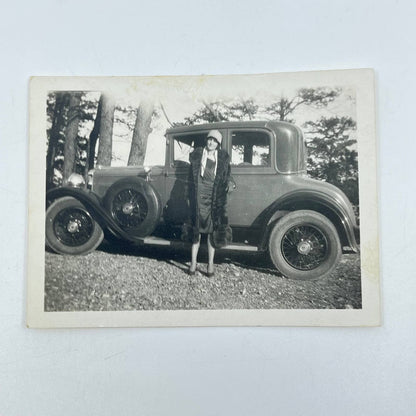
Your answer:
[98,239,280,277]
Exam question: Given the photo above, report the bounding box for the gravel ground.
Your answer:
[44,241,362,311]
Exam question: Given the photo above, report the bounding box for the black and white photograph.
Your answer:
[27,70,379,327]
[6,1,416,415]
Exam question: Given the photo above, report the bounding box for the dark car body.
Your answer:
[46,121,359,280]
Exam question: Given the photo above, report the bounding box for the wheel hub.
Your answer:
[111,189,149,229]
[281,224,329,271]
[122,202,136,215]
[67,220,80,233]
[297,240,312,255]
[53,206,96,247]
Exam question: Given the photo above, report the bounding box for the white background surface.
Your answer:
[0,0,415,415]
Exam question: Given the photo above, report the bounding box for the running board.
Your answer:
[221,243,258,252]
[142,236,173,246]
[140,236,258,252]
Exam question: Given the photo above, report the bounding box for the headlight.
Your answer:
[144,166,152,182]
[68,173,86,188]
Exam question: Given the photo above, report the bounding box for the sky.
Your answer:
[110,86,356,166]
[54,75,357,167]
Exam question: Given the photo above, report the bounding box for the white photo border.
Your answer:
[27,69,380,327]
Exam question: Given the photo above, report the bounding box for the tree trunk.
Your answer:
[62,92,82,184]
[128,101,154,166]
[96,93,115,167]
[46,92,67,189]
[87,95,103,171]
[279,99,287,121]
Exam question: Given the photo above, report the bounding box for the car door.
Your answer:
[226,128,280,229]
[163,131,209,226]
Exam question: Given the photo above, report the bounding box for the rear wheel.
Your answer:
[268,210,341,280]
[45,197,104,255]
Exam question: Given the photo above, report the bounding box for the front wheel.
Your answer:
[268,210,341,280]
[45,197,104,255]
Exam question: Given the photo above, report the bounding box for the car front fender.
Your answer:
[46,187,143,244]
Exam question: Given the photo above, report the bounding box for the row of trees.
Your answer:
[46,92,153,189]
[46,87,358,207]
[179,88,358,206]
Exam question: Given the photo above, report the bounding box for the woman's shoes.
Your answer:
[206,265,215,277]
[187,264,215,277]
[188,264,197,276]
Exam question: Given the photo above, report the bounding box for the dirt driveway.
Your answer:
[44,241,361,312]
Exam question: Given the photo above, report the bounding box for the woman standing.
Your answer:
[183,129,232,276]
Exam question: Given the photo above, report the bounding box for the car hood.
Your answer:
[92,165,165,178]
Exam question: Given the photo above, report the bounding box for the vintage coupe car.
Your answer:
[45,121,359,280]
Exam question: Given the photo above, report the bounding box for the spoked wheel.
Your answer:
[111,189,149,229]
[45,197,104,255]
[269,210,341,280]
[281,224,329,271]
[103,178,161,237]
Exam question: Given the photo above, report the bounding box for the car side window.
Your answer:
[231,130,271,167]
[172,133,207,166]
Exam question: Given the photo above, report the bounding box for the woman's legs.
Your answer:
[190,234,201,272]
[189,234,215,275]
[207,234,215,274]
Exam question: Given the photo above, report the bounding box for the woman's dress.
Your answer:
[197,157,216,234]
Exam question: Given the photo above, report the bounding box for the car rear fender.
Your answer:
[258,190,360,252]
[46,187,141,243]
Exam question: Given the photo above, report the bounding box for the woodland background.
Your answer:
[46,87,359,212]
[3,0,413,415]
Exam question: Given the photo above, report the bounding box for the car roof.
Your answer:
[166,120,299,134]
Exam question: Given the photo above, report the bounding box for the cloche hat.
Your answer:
[207,129,222,144]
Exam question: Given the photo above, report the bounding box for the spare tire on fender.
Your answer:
[103,177,161,237]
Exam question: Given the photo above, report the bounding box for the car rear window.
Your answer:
[231,130,271,167]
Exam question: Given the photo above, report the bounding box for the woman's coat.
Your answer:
[182,147,232,247]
